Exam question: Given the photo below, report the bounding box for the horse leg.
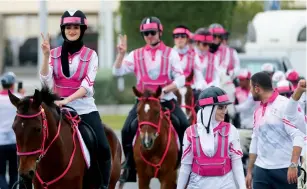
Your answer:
[137,171,151,189]
[160,170,177,189]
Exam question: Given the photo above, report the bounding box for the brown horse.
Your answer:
[175,71,196,125]
[132,86,178,189]
[8,87,121,189]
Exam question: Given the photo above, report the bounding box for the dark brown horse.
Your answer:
[8,87,121,189]
[175,71,196,125]
[132,86,178,189]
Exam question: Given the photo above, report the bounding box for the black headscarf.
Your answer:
[60,26,86,77]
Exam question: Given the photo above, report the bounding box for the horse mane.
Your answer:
[40,85,61,106]
[19,85,61,113]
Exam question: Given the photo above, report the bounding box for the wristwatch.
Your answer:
[289,162,298,168]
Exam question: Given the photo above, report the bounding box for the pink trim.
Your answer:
[287,71,299,81]
[198,97,214,106]
[268,90,279,103]
[193,34,213,42]
[76,129,90,168]
[205,53,214,84]
[63,17,79,24]
[210,27,226,34]
[217,94,229,102]
[282,119,296,128]
[140,23,163,31]
[85,76,94,86]
[173,28,190,36]
[237,71,251,80]
[62,17,88,26]
[181,145,191,160]
[0,90,9,95]
[230,146,243,156]
[277,86,292,93]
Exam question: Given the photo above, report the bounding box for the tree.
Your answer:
[120,1,237,51]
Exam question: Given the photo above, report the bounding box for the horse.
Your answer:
[8,86,121,189]
[132,86,178,189]
[174,71,197,125]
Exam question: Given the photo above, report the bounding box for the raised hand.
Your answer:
[41,33,51,57]
[117,34,127,55]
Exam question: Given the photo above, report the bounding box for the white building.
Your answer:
[0,0,120,70]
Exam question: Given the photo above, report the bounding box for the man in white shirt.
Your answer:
[245,72,305,189]
[0,72,23,189]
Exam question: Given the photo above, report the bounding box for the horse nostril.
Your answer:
[29,170,35,179]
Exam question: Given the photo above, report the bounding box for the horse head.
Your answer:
[132,86,165,150]
[175,70,195,123]
[8,87,60,180]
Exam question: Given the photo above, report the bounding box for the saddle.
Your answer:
[61,108,102,188]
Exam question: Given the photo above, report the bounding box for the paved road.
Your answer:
[114,130,161,189]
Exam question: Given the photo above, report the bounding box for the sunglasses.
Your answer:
[143,31,157,36]
[197,41,210,46]
[174,34,188,39]
[213,34,222,39]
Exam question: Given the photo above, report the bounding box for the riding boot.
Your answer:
[119,147,136,183]
[98,158,111,189]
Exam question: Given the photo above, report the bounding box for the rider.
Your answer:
[208,23,240,79]
[177,86,245,189]
[113,16,190,183]
[260,63,275,78]
[286,69,300,89]
[39,10,111,189]
[276,79,294,98]
[193,27,220,88]
[234,69,257,129]
[272,70,286,88]
[172,25,204,106]
[0,72,23,189]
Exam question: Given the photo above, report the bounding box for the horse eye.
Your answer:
[35,127,41,133]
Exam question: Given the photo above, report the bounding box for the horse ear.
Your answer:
[186,70,194,83]
[32,89,42,109]
[8,90,20,107]
[132,86,143,97]
[154,86,162,98]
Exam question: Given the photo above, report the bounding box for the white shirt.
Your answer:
[173,46,204,90]
[215,45,240,78]
[194,51,220,89]
[249,92,305,169]
[40,48,99,115]
[0,91,22,145]
[112,44,185,101]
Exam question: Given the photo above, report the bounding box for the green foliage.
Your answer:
[120,1,237,51]
[94,69,136,104]
[230,1,263,38]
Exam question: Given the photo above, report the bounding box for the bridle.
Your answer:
[137,96,174,177]
[15,105,80,189]
[179,82,196,124]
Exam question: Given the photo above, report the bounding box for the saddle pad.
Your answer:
[132,126,180,151]
[76,128,91,168]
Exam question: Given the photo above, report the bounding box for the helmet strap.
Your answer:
[151,40,160,47]
[201,105,215,133]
